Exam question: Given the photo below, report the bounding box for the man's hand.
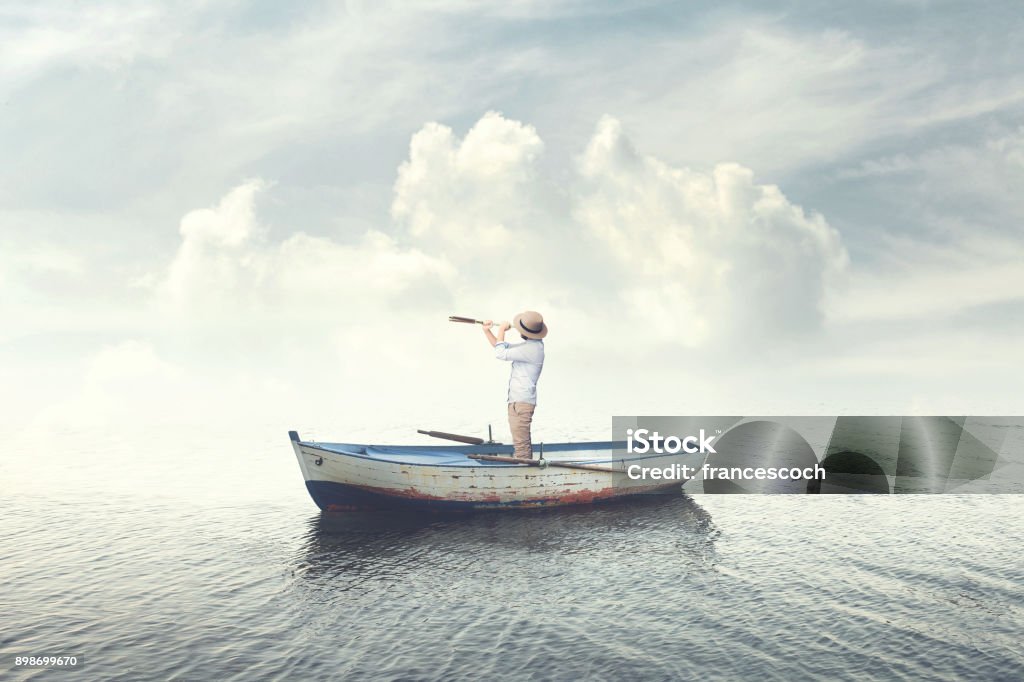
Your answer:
[482,320,498,347]
[483,319,509,347]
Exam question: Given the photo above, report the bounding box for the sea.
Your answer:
[2,422,1023,680]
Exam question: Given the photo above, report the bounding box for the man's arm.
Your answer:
[482,320,510,348]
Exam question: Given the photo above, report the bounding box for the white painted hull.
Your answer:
[289,432,704,511]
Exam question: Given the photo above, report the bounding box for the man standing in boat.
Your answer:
[482,311,547,459]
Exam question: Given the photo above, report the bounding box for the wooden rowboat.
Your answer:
[288,430,704,511]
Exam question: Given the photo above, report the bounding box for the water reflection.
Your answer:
[294,494,718,592]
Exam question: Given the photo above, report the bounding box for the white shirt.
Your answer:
[495,339,544,404]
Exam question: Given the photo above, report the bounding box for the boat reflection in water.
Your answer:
[293,494,718,598]
[279,495,724,679]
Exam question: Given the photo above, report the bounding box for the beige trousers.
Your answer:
[507,402,536,459]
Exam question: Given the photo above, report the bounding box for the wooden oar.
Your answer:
[468,454,540,466]
[418,429,485,445]
[468,454,618,473]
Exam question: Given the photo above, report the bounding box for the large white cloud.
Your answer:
[389,111,852,346]
[385,112,849,348]
[575,116,849,345]
[392,111,548,254]
[388,112,575,335]
[159,178,455,320]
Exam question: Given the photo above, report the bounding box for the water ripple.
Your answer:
[2,480,1023,679]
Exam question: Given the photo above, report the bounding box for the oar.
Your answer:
[468,454,540,466]
[417,429,485,445]
[467,454,618,473]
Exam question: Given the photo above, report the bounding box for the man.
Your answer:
[482,311,547,459]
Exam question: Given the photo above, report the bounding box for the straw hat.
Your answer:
[513,310,548,339]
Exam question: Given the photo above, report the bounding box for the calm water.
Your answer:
[2,424,1024,680]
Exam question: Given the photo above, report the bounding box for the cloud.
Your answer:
[392,111,546,252]
[162,179,269,306]
[158,113,848,352]
[829,229,1024,325]
[29,340,183,430]
[989,127,1024,168]
[836,126,1024,201]
[575,116,849,345]
[0,4,167,86]
[835,154,918,180]
[826,126,1024,324]
[159,178,455,319]
[836,260,1024,324]
[552,25,945,177]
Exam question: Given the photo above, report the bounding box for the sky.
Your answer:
[2,0,1023,444]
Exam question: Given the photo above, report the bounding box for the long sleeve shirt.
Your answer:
[494,339,544,404]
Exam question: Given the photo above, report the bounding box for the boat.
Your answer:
[288,430,704,511]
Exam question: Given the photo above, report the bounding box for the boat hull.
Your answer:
[290,432,703,511]
[301,479,674,511]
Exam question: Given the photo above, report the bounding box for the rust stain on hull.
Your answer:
[314,480,679,512]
